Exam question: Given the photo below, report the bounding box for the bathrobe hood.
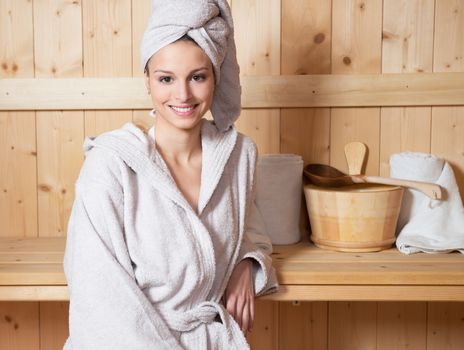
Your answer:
[64,120,277,349]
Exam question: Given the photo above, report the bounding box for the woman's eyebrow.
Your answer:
[153,67,209,74]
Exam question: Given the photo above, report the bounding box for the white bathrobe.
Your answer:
[63,120,278,349]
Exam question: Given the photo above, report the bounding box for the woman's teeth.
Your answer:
[171,106,195,113]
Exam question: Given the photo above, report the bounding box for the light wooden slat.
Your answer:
[0,112,38,238]
[0,237,65,253]
[0,0,34,78]
[0,287,69,301]
[328,302,377,350]
[279,301,328,350]
[246,300,279,350]
[377,302,427,350]
[427,302,464,350]
[0,302,39,350]
[3,285,464,302]
[380,0,434,177]
[83,0,133,137]
[131,0,151,77]
[233,0,281,154]
[1,73,464,110]
[432,0,464,201]
[39,302,69,350]
[33,0,82,78]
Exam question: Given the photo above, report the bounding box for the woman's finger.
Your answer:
[249,295,254,332]
[241,298,250,332]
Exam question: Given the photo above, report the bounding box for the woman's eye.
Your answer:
[192,74,206,82]
[159,76,172,83]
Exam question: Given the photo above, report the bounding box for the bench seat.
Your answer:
[1,237,464,301]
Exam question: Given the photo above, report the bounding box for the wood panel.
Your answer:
[331,0,382,176]
[233,0,280,154]
[0,302,39,350]
[279,301,328,350]
[380,0,434,177]
[432,0,464,199]
[247,300,279,350]
[39,302,69,350]
[427,302,464,350]
[377,302,427,350]
[82,0,132,137]
[328,301,377,350]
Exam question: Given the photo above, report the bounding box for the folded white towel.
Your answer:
[140,0,241,132]
[390,152,464,254]
[255,154,304,245]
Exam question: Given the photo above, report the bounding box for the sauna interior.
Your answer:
[1,0,464,349]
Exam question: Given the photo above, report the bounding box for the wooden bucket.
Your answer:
[304,184,404,252]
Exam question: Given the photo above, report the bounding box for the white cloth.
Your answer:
[255,154,304,245]
[63,120,277,349]
[390,152,464,254]
[140,0,241,132]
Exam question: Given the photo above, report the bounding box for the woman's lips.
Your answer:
[170,105,198,116]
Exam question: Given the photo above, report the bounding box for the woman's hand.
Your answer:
[223,258,255,333]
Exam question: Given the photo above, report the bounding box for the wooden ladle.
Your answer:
[304,164,442,200]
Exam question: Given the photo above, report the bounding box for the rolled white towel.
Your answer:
[390,152,464,254]
[255,154,304,245]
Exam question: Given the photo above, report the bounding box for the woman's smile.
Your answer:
[169,104,199,117]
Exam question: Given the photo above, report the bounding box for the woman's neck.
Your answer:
[153,117,203,165]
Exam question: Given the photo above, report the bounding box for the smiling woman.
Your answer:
[62,1,277,350]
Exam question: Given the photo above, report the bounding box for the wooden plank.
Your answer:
[246,300,279,350]
[432,0,464,200]
[427,302,464,350]
[233,0,281,154]
[330,107,380,175]
[82,0,132,136]
[380,0,434,176]
[377,302,427,350]
[1,73,464,110]
[0,0,34,78]
[39,302,69,350]
[328,302,377,350]
[33,0,82,78]
[279,301,328,350]
[2,284,464,302]
[0,113,38,238]
[0,237,65,253]
[0,302,39,350]
[131,0,151,77]
[37,112,84,237]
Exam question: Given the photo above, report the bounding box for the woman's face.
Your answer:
[145,40,215,131]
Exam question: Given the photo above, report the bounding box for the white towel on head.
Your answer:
[255,154,304,245]
[140,0,241,132]
[390,152,464,254]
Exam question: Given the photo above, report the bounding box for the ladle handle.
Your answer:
[353,175,442,200]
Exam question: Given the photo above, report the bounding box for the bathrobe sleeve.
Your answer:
[236,138,278,296]
[64,152,183,350]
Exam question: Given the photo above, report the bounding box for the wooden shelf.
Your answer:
[1,237,464,301]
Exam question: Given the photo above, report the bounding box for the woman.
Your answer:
[63,1,277,349]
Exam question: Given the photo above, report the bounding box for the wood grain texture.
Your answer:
[427,302,464,350]
[233,0,281,154]
[380,0,434,177]
[247,300,279,350]
[377,302,427,350]
[0,302,39,350]
[39,302,69,350]
[33,0,82,78]
[279,301,328,350]
[0,113,37,238]
[37,111,84,237]
[328,302,377,350]
[131,0,151,77]
[83,0,132,136]
[0,0,34,78]
[432,0,464,200]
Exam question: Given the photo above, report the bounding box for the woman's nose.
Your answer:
[175,81,192,101]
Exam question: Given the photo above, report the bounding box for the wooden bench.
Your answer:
[2,237,464,302]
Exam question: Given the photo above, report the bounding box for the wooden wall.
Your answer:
[1,0,464,349]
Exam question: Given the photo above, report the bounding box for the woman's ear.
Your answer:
[144,71,151,94]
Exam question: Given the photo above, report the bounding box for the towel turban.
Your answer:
[140,0,241,132]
